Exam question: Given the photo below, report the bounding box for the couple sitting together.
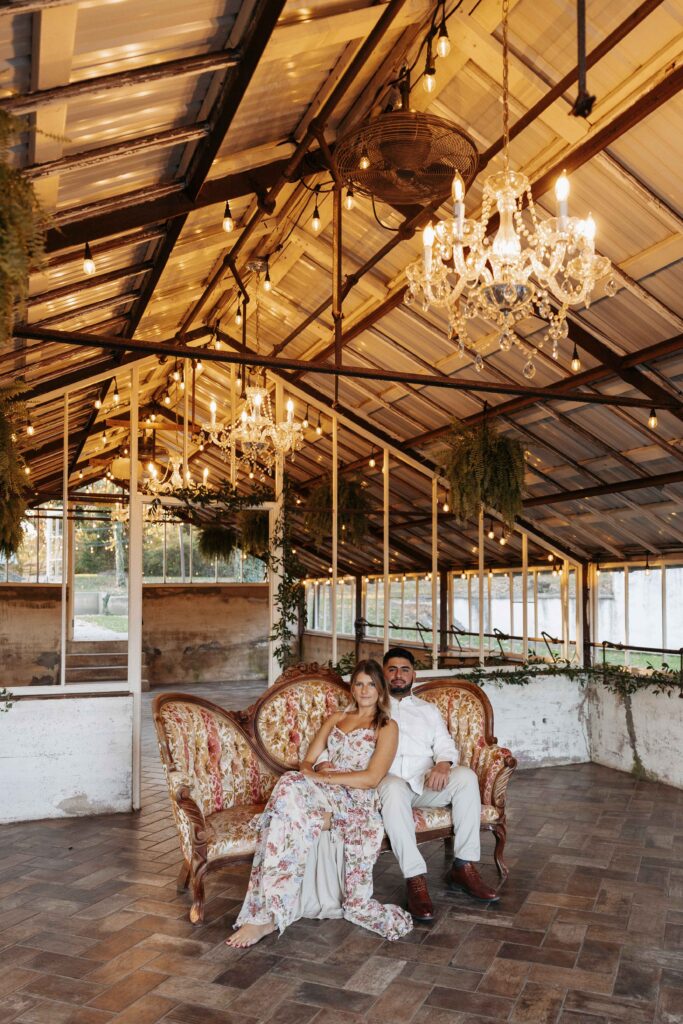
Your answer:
[228,647,499,948]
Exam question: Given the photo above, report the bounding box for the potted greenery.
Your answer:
[441,418,525,531]
[0,382,28,559]
[238,510,270,559]
[197,523,239,562]
[0,112,47,347]
[303,476,371,546]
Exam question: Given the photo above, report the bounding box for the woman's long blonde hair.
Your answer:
[349,659,392,731]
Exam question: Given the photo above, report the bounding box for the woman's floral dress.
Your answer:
[235,725,413,940]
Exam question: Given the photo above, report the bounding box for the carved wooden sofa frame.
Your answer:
[153,662,517,924]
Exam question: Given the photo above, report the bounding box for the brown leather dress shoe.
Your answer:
[446,862,500,902]
[405,874,435,922]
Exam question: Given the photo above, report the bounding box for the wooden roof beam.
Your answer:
[524,470,683,508]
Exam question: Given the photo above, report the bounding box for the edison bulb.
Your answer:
[571,347,581,373]
[311,206,321,234]
[648,408,658,429]
[359,148,370,170]
[423,69,436,93]
[436,25,450,59]
[344,187,355,211]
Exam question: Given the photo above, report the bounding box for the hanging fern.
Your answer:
[0,380,29,558]
[303,476,371,547]
[0,112,48,347]
[197,524,239,561]
[238,510,270,559]
[441,419,525,531]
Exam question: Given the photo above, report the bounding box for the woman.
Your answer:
[227,659,413,948]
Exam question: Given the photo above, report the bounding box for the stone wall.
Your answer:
[0,694,133,823]
[142,584,269,684]
[0,585,61,685]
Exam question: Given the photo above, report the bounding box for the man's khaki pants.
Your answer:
[377,766,481,878]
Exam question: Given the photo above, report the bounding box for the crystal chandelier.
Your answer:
[404,0,615,378]
[202,382,303,474]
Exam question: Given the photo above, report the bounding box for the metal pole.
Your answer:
[331,413,338,668]
[478,510,485,665]
[431,476,438,669]
[127,365,143,811]
[60,395,68,685]
[383,448,389,651]
[522,533,529,660]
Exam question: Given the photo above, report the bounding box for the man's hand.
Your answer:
[424,762,451,791]
[313,761,332,773]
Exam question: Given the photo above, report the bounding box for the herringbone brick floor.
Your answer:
[1,680,682,1024]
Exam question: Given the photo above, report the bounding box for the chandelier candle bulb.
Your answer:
[452,172,465,236]
[423,222,435,274]
[286,398,294,423]
[555,171,570,230]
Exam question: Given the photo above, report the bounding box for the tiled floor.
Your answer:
[1,680,682,1024]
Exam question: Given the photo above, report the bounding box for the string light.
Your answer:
[235,303,243,326]
[311,188,321,234]
[359,146,370,170]
[26,415,34,437]
[570,344,581,373]
[344,186,355,211]
[222,201,234,233]
[24,465,30,475]
[113,379,120,405]
[487,519,495,540]
[316,412,323,436]
[423,39,436,93]
[436,5,451,58]
[264,260,272,292]
[547,553,554,562]
[94,397,102,410]
[83,242,95,276]
[368,450,376,468]
[302,405,309,429]
[648,408,658,429]
[442,494,450,513]
[163,393,171,405]
[499,532,507,546]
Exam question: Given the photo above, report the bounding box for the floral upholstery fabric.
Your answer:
[411,804,500,833]
[158,702,279,819]
[416,686,486,769]
[255,681,350,768]
[205,804,267,860]
[471,739,514,807]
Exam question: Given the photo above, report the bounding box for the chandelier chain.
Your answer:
[502,0,510,173]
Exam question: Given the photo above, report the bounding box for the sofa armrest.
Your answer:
[166,771,209,864]
[472,741,517,811]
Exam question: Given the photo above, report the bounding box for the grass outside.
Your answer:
[75,614,129,634]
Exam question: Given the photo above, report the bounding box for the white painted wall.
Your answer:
[474,674,591,769]
[589,683,683,789]
[0,695,133,823]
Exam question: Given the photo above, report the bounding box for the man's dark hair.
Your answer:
[382,646,415,667]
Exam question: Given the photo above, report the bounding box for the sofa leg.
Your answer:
[493,824,509,881]
[189,864,207,924]
[443,834,454,859]
[176,859,191,893]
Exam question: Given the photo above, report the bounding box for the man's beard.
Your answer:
[388,680,413,697]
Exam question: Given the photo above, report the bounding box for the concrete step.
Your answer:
[66,640,128,654]
[66,666,137,683]
[66,653,129,668]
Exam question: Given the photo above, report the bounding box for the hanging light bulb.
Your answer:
[26,415,34,437]
[78,469,84,480]
[83,241,96,276]
[264,262,272,292]
[163,393,171,405]
[235,303,242,326]
[302,405,309,429]
[487,520,495,540]
[368,450,376,468]
[94,397,102,410]
[24,464,31,475]
[359,146,370,170]
[648,408,658,429]
[222,201,234,233]
[645,552,651,577]
[172,364,180,382]
[443,497,450,513]
[423,41,436,93]
[195,358,204,375]
[344,186,355,211]
[570,344,581,373]
[499,533,507,546]
[547,553,554,562]
[311,191,321,234]
[436,15,451,58]
[113,379,120,405]
[316,413,323,436]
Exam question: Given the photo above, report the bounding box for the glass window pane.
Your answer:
[666,566,683,649]
[452,574,468,637]
[596,567,625,664]
[190,526,215,581]
[143,522,165,581]
[417,576,435,646]
[628,567,662,667]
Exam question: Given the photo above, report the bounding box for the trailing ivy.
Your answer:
[0,380,28,558]
[0,112,48,347]
[303,475,371,546]
[268,480,306,670]
[197,524,239,561]
[149,480,271,528]
[448,657,683,699]
[237,509,270,559]
[441,418,525,532]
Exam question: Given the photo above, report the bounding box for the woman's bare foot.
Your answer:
[226,921,277,948]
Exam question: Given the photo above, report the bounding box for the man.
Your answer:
[379,646,499,922]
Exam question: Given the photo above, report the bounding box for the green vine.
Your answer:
[303,476,371,546]
[0,380,29,558]
[149,480,270,528]
[268,480,306,669]
[449,657,683,699]
[197,524,239,561]
[237,510,270,559]
[0,112,48,347]
[441,418,525,532]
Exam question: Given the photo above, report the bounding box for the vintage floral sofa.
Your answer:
[153,662,517,923]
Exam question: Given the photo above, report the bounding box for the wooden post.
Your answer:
[383,448,389,651]
[127,365,143,811]
[331,413,338,667]
[439,569,449,663]
[60,394,68,686]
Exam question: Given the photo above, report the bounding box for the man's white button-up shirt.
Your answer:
[388,693,459,795]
